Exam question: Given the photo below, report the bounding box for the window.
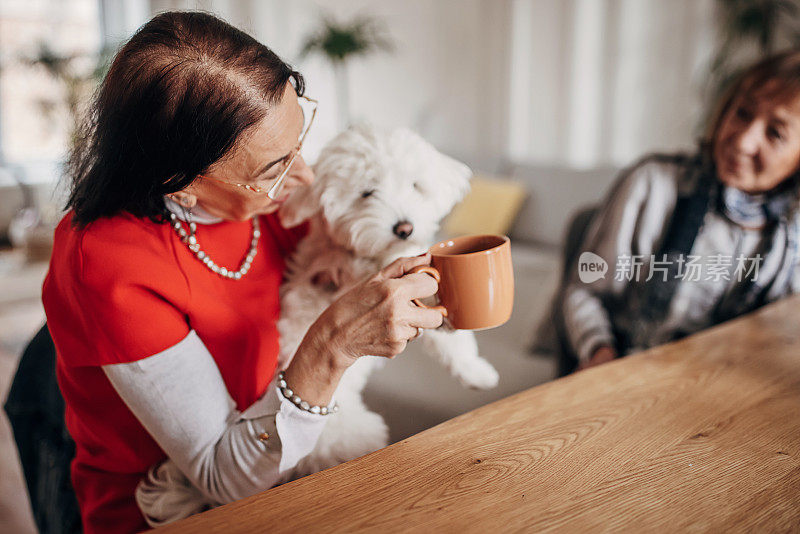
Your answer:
[0,0,101,167]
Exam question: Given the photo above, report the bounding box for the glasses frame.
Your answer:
[202,95,318,200]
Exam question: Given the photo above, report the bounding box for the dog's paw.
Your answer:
[455,357,499,390]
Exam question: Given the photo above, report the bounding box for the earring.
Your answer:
[169,192,197,209]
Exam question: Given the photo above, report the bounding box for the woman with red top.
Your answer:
[41,11,444,533]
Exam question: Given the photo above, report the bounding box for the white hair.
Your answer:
[280,123,471,260]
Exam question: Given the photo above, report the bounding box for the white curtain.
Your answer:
[508,0,717,169]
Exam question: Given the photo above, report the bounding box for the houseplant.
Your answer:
[300,15,392,129]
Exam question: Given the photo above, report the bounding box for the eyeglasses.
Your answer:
[202,95,318,200]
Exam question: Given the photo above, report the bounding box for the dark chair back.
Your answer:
[530,205,600,376]
[4,323,81,534]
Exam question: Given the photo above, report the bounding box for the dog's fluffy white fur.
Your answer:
[134,126,499,526]
[276,124,499,480]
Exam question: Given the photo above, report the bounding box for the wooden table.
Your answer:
[160,296,800,533]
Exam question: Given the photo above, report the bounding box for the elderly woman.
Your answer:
[556,50,800,373]
[42,12,444,533]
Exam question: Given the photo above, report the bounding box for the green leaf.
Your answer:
[300,14,393,64]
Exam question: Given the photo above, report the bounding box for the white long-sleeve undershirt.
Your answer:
[103,330,330,527]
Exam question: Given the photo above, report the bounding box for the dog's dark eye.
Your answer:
[361,190,374,198]
[413,182,422,191]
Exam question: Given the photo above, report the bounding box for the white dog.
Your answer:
[276,124,499,480]
[133,126,499,526]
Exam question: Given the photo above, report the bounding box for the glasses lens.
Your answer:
[298,97,317,143]
[265,97,316,200]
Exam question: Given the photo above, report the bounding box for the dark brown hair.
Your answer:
[67,11,304,225]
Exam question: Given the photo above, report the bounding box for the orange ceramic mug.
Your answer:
[409,234,514,330]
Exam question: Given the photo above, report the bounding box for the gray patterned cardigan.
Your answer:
[555,153,800,364]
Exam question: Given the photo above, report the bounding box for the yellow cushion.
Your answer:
[442,175,527,237]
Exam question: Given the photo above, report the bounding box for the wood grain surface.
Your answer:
[158,296,800,533]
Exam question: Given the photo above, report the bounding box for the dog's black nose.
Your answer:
[393,220,413,240]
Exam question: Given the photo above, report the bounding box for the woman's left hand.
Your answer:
[578,345,618,371]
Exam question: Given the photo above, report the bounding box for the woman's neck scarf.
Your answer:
[720,183,798,229]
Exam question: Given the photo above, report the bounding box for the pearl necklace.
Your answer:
[169,212,260,280]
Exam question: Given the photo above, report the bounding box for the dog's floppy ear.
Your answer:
[437,153,473,205]
[278,179,322,228]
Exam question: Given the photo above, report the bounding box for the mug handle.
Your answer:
[408,265,448,317]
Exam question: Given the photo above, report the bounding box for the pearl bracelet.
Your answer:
[277,371,339,416]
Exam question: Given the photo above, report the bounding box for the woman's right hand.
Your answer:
[318,253,445,364]
[283,253,445,405]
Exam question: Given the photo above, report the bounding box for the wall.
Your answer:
[141,0,513,169]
